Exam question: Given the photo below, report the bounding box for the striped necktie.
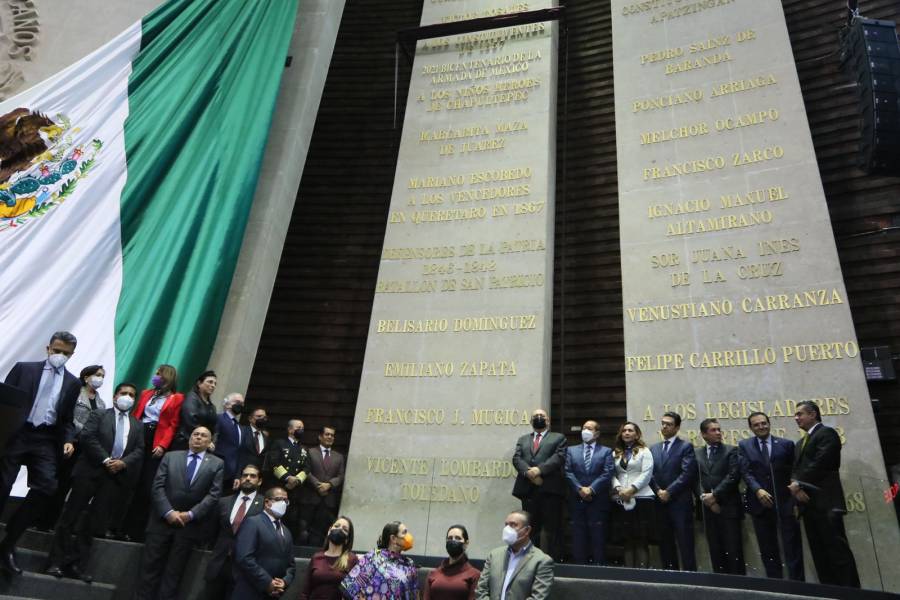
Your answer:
[584,444,593,470]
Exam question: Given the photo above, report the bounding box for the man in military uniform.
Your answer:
[267,419,310,542]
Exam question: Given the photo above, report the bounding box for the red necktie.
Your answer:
[532,433,542,452]
[232,496,249,534]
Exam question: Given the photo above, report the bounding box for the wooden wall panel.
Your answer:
[247,0,900,471]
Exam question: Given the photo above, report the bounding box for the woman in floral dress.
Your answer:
[341,521,418,600]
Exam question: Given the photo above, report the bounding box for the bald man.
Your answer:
[136,426,224,600]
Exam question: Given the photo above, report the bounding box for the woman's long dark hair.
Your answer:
[613,421,647,459]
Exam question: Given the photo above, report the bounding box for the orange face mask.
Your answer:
[399,532,414,551]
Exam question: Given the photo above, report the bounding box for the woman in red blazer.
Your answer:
[122,364,185,541]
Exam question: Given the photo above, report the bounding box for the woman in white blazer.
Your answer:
[611,422,655,568]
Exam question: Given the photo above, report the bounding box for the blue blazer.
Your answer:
[214,411,249,480]
[233,512,295,600]
[738,435,795,515]
[4,360,79,444]
[650,437,697,508]
[564,443,615,510]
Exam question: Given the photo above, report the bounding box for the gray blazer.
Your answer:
[475,544,553,600]
[149,449,224,538]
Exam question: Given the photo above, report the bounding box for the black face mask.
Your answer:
[231,403,244,415]
[292,429,304,441]
[532,415,547,429]
[446,539,465,558]
[255,418,268,428]
[328,528,348,545]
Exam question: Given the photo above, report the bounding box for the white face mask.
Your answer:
[581,429,595,444]
[89,375,104,389]
[502,525,519,546]
[269,500,288,519]
[48,353,68,368]
[115,395,135,412]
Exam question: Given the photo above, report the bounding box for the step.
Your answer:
[8,547,120,586]
[0,570,115,600]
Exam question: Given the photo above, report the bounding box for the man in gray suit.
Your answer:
[233,486,295,600]
[136,426,224,600]
[475,511,553,600]
[512,409,566,559]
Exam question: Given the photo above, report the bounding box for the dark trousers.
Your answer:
[124,424,159,542]
[203,562,235,600]
[0,427,59,549]
[569,497,609,565]
[48,474,122,570]
[803,509,860,588]
[701,508,745,575]
[282,486,306,544]
[522,492,563,561]
[136,529,199,600]
[657,501,696,571]
[300,500,336,547]
[750,505,804,580]
[34,446,79,530]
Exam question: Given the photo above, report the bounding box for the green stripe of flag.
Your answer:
[115,0,298,387]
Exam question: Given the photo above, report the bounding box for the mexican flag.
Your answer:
[0,0,297,391]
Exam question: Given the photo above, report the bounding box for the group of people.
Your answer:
[511,407,860,587]
[0,332,346,599]
[0,330,865,598]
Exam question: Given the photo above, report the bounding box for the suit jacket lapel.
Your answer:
[662,438,674,466]
[509,547,534,584]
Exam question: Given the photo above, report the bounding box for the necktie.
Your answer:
[274,519,284,537]
[323,448,331,467]
[233,418,241,443]
[532,433,542,452]
[663,440,670,455]
[254,430,261,454]
[111,412,126,458]
[799,432,809,453]
[30,365,62,425]
[760,438,770,464]
[185,453,200,486]
[708,445,719,460]
[584,444,593,471]
[232,496,249,534]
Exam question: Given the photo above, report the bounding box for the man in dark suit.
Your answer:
[739,411,803,580]
[299,426,345,546]
[268,419,309,541]
[215,393,248,492]
[695,418,745,575]
[233,486,296,600]
[237,407,269,478]
[511,409,567,560]
[790,400,859,587]
[0,331,80,574]
[136,425,224,600]
[204,463,265,600]
[563,420,615,565]
[47,382,145,581]
[650,411,697,571]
